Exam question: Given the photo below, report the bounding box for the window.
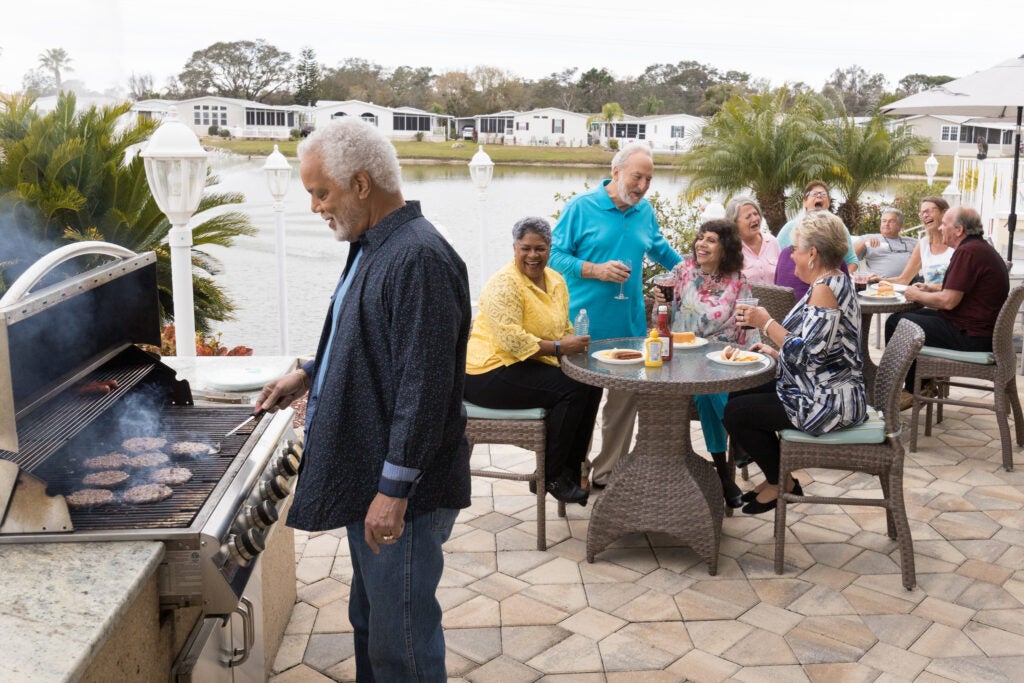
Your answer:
[193,105,201,125]
[479,117,511,134]
[516,121,529,131]
[393,114,431,131]
[940,125,959,141]
[552,119,564,134]
[671,125,685,138]
[611,123,645,139]
[360,113,378,126]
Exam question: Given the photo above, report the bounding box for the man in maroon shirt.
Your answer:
[885,207,1010,406]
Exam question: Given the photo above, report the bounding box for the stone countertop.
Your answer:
[0,541,164,682]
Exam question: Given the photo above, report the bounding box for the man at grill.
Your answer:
[256,117,471,681]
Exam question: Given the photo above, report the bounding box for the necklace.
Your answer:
[699,269,725,290]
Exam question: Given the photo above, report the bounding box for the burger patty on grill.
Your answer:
[150,467,193,486]
[170,441,215,457]
[122,437,168,453]
[122,483,173,504]
[128,452,170,469]
[82,470,130,488]
[82,453,131,470]
[66,488,116,508]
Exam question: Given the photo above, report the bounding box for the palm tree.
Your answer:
[679,88,829,233]
[38,48,73,92]
[820,115,925,230]
[0,92,255,331]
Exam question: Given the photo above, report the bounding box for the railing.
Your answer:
[950,155,1024,252]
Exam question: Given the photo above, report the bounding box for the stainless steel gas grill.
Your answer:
[0,242,300,679]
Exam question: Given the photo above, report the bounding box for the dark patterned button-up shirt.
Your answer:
[288,201,472,531]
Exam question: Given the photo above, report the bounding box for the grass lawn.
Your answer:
[203,138,687,167]
[203,139,954,178]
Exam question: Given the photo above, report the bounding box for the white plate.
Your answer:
[867,283,907,293]
[859,292,900,301]
[673,336,709,349]
[592,349,645,365]
[706,350,767,366]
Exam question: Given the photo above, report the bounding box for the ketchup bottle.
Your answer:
[656,305,673,361]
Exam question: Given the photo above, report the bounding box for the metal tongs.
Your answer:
[225,409,266,438]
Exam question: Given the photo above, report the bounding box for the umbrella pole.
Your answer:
[1007,106,1022,262]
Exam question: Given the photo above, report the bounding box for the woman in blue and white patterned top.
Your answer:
[724,211,867,515]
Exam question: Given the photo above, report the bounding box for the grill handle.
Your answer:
[227,596,255,668]
[0,241,137,307]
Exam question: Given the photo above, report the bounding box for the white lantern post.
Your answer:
[142,106,208,357]
[468,145,495,296]
[263,144,291,355]
[924,153,939,187]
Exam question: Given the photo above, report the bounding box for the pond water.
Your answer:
[201,156,898,355]
[202,157,692,355]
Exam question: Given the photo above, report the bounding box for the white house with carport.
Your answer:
[885,114,1019,157]
[162,96,308,139]
[637,113,706,151]
[313,100,451,141]
[512,108,591,147]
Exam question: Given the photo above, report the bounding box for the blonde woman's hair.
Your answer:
[793,211,848,269]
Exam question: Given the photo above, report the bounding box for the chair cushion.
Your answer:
[464,401,546,420]
[919,345,995,364]
[780,406,887,445]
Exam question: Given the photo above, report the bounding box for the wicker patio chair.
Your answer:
[774,318,925,591]
[728,283,796,484]
[463,403,565,550]
[749,283,796,350]
[909,285,1024,472]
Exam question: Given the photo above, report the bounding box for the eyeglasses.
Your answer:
[805,191,829,198]
[883,237,910,253]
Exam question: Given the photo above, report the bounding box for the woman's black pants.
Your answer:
[464,360,602,482]
[722,381,795,485]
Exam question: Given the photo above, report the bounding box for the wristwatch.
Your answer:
[554,341,562,358]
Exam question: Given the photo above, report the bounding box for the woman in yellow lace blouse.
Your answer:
[465,217,600,506]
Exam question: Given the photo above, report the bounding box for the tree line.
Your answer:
[20,42,955,118]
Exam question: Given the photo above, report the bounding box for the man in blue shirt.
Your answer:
[550,142,682,488]
[256,118,470,681]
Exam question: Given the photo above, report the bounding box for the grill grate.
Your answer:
[31,402,266,531]
[0,351,270,533]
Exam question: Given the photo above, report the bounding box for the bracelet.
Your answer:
[761,319,776,336]
[554,340,562,358]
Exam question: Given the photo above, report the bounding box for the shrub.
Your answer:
[218,128,231,138]
[414,131,424,142]
[608,138,619,151]
[289,128,302,140]
[208,124,219,136]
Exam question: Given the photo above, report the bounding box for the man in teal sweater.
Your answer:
[550,142,682,488]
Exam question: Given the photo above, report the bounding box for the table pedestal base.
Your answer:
[586,393,723,574]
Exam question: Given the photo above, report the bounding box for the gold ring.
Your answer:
[381,534,394,541]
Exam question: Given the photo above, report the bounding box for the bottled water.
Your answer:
[573,309,589,336]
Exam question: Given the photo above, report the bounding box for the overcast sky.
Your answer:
[2,0,1019,97]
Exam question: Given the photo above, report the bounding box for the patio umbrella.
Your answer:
[881,54,1024,260]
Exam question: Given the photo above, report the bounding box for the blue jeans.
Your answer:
[347,506,458,682]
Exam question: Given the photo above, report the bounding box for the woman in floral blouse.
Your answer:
[655,219,758,508]
[724,211,867,515]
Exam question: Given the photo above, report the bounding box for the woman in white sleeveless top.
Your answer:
[878,197,953,285]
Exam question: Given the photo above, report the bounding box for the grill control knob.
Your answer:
[285,439,303,460]
[227,528,266,565]
[260,474,292,503]
[273,451,300,478]
[238,500,279,531]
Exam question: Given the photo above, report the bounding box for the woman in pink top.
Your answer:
[726,196,780,284]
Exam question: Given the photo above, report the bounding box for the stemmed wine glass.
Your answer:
[614,258,632,300]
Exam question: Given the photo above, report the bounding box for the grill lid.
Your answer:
[0,242,161,452]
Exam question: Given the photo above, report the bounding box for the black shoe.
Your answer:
[722,480,743,509]
[742,496,777,515]
[546,476,588,505]
[741,489,758,503]
[741,479,803,514]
